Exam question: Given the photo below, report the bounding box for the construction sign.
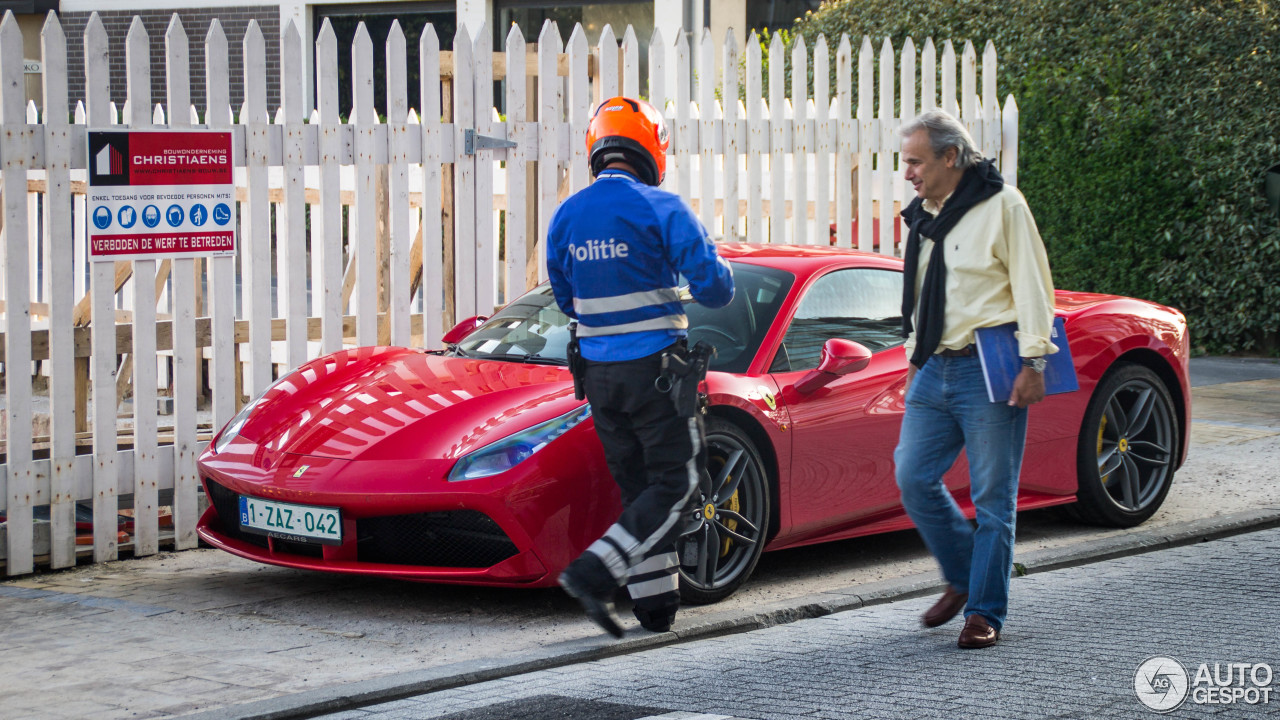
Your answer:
[86,130,237,261]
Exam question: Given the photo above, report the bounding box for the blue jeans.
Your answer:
[894,353,1028,630]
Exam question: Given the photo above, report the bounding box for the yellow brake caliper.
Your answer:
[720,486,740,557]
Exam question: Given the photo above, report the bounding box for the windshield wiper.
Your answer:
[477,353,569,366]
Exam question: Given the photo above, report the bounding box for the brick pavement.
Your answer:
[321,528,1280,720]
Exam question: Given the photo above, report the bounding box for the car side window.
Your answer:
[770,268,905,373]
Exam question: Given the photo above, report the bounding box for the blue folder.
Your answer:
[973,316,1079,403]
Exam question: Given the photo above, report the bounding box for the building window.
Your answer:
[314,2,456,119]
[496,1,654,108]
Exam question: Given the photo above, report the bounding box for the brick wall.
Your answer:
[59,7,281,121]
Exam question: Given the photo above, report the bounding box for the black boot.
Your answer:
[558,554,624,638]
[632,604,677,633]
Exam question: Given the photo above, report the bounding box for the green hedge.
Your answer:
[778,0,1280,354]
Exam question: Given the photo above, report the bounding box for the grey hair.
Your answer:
[899,109,981,169]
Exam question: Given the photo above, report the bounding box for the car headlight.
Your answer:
[211,372,296,454]
[448,404,592,481]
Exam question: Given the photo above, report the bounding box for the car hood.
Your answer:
[238,347,581,462]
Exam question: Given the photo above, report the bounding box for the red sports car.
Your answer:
[196,244,1190,604]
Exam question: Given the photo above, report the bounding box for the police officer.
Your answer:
[548,96,734,637]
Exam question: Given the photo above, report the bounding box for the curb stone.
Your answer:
[180,506,1280,720]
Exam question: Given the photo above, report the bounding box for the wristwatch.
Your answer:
[1021,356,1047,374]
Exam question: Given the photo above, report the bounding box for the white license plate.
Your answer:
[238,495,342,545]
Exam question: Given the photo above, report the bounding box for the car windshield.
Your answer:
[453,262,794,373]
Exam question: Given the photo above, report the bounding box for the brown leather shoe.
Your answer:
[957,614,999,649]
[922,587,968,627]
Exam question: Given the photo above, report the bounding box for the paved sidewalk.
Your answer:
[310,527,1280,720]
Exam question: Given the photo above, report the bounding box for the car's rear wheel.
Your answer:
[678,418,770,605]
[1073,363,1178,527]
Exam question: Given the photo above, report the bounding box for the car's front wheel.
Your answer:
[678,418,770,605]
[1073,363,1178,527]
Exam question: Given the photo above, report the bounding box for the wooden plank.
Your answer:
[40,11,77,570]
[26,100,39,306]
[451,24,476,322]
[942,40,957,119]
[813,35,830,249]
[672,27,691,199]
[745,33,763,243]
[126,17,160,558]
[166,13,198,551]
[962,39,976,137]
[857,35,873,252]
[206,20,235,425]
[375,165,390,345]
[647,26,666,126]
[835,34,853,249]
[982,40,1001,159]
[721,29,740,241]
[351,23,378,346]
[242,21,272,396]
[315,20,344,356]
[877,37,895,256]
[1,14,35,576]
[792,35,809,244]
[900,37,917,255]
[597,24,617,104]
[922,38,936,113]
[536,21,563,285]
[85,12,119,564]
[420,24,444,347]
[565,25,590,197]
[697,28,715,234]
[280,20,308,367]
[621,25,639,100]
[473,23,497,315]
[386,20,412,347]
[1002,95,1018,187]
[441,77,456,329]
[768,32,786,243]
[504,25,528,305]
[72,100,87,308]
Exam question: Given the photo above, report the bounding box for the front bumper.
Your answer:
[198,476,551,585]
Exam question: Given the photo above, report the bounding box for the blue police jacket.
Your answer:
[547,169,734,362]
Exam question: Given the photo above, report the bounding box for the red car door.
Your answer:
[766,267,911,541]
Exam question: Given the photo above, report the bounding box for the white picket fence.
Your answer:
[0,9,1018,575]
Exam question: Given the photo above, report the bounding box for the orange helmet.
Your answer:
[586,96,669,186]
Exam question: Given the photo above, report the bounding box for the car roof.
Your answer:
[717,242,905,278]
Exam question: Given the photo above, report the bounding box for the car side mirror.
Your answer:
[1266,163,1280,219]
[793,339,873,394]
[442,315,488,345]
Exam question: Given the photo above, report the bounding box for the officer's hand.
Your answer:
[1009,368,1046,408]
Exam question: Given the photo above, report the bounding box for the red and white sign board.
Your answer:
[86,130,237,261]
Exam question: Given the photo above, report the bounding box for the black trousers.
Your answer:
[580,344,704,613]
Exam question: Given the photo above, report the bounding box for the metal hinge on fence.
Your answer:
[463,129,517,155]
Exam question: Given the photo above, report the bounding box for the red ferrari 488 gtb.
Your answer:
[197,244,1189,604]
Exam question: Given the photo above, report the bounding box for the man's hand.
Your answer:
[905,364,918,393]
[1008,367,1046,408]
